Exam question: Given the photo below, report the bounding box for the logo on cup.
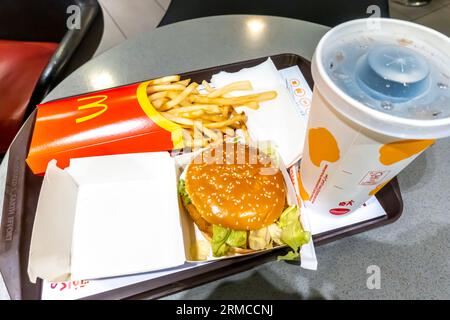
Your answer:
[359,170,389,186]
[329,200,354,215]
[339,200,354,207]
[329,208,350,215]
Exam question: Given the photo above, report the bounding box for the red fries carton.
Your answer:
[26,80,184,175]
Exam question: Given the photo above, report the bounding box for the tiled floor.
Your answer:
[96,0,449,56]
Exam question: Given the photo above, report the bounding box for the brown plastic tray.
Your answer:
[0,53,403,300]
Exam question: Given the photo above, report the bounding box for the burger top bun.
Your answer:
[185,143,286,231]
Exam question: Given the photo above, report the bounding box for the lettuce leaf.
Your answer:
[178,179,191,205]
[211,225,231,257]
[278,205,297,228]
[277,205,310,261]
[226,229,247,248]
[212,225,248,257]
[277,251,300,261]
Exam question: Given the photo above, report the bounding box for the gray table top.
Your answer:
[1,15,449,300]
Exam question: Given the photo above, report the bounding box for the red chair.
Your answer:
[0,41,58,152]
[0,0,104,154]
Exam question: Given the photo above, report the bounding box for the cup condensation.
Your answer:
[299,18,450,216]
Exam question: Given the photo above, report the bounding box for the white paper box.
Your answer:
[28,153,186,282]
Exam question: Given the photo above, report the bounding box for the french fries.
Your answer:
[161,112,195,126]
[165,82,199,109]
[149,91,167,101]
[152,98,169,109]
[243,101,260,110]
[167,105,221,115]
[146,84,186,94]
[206,80,252,98]
[146,75,277,149]
[189,91,277,105]
[204,114,247,129]
[202,80,214,93]
[176,79,191,86]
[148,75,180,85]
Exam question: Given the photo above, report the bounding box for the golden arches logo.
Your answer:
[75,95,108,124]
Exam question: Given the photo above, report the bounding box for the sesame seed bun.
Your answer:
[184,143,286,231]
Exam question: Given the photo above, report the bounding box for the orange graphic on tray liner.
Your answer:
[308,127,340,167]
[379,139,435,166]
[297,171,310,201]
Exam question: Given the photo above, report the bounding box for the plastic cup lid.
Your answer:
[357,44,430,101]
[312,18,450,139]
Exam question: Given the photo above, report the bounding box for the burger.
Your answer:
[178,142,310,260]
